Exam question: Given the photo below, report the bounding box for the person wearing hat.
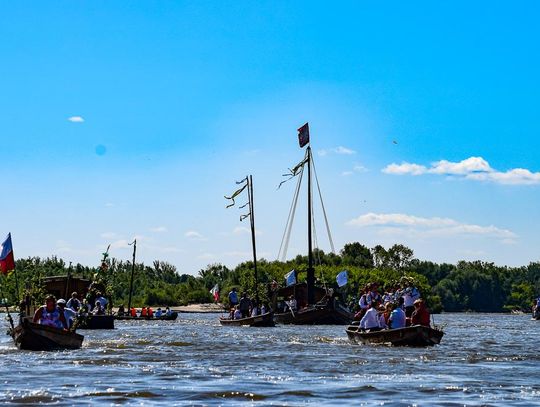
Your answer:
[33,295,68,329]
[57,298,77,329]
[411,299,430,327]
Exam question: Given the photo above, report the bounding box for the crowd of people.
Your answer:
[355,279,431,331]
[116,305,173,318]
[33,291,109,329]
[227,288,270,320]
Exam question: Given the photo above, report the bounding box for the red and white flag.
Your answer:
[210,284,220,302]
[0,233,15,275]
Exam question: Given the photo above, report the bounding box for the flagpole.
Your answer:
[9,234,21,304]
[248,175,260,306]
[0,275,14,331]
[127,239,137,312]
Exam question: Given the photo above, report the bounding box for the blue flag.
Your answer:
[285,269,296,286]
[336,270,348,287]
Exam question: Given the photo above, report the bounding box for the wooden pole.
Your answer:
[306,146,315,305]
[248,175,260,306]
[127,239,137,312]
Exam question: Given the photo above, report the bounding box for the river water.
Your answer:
[1,313,539,406]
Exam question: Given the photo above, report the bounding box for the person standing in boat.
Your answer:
[239,292,252,318]
[402,281,420,317]
[33,295,68,330]
[228,288,239,308]
[66,292,81,312]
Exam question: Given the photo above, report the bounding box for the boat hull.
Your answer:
[12,318,84,351]
[114,312,178,321]
[346,324,444,347]
[219,312,275,327]
[78,315,115,329]
[274,305,353,325]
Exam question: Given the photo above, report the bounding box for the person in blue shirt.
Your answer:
[388,301,407,329]
[228,288,239,308]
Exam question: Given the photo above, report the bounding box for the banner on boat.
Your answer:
[297,122,309,148]
[336,270,348,287]
[210,284,220,302]
[285,269,296,286]
[0,233,15,275]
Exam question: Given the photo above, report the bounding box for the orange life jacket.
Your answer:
[141,307,147,317]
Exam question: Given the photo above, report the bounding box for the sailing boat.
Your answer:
[272,123,354,325]
[219,175,275,327]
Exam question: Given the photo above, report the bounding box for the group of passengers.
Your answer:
[355,279,431,331]
[116,305,173,318]
[33,291,108,330]
[227,288,269,320]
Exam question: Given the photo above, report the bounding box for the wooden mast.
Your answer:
[248,175,260,306]
[306,146,315,305]
[127,239,136,312]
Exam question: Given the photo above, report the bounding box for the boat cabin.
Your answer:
[271,282,329,313]
[42,275,91,300]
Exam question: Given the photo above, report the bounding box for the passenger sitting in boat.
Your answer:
[66,292,81,312]
[33,295,68,330]
[402,281,420,318]
[354,285,370,321]
[165,307,172,317]
[57,299,77,329]
[261,303,267,314]
[388,299,406,329]
[239,292,252,318]
[95,292,108,311]
[382,302,393,326]
[117,304,125,316]
[233,305,242,319]
[378,304,388,329]
[93,301,105,315]
[141,307,148,317]
[130,307,137,317]
[251,301,259,317]
[359,300,382,331]
[367,283,382,305]
[411,299,430,326]
[147,307,154,318]
[155,308,163,318]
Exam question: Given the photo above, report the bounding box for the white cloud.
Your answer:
[232,226,261,236]
[347,212,517,242]
[353,164,368,173]
[224,251,251,257]
[67,116,84,123]
[382,156,540,185]
[197,253,215,260]
[150,226,168,233]
[185,230,207,241]
[318,146,356,157]
[341,171,353,176]
[100,232,117,239]
[110,239,131,249]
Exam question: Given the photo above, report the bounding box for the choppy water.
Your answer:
[1,313,539,406]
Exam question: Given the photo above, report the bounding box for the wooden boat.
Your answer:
[272,125,353,325]
[345,322,444,347]
[77,315,115,329]
[221,175,275,328]
[11,317,84,351]
[219,311,275,327]
[114,311,178,321]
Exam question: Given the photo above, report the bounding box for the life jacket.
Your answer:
[141,308,147,317]
[148,308,153,317]
[130,308,137,317]
[40,306,64,329]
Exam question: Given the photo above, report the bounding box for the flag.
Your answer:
[336,270,348,287]
[285,269,296,286]
[297,122,309,148]
[0,233,15,275]
[210,284,220,302]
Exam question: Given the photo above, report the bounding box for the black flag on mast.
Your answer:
[297,122,309,148]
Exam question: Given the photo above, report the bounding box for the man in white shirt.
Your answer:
[360,301,382,331]
[57,299,77,329]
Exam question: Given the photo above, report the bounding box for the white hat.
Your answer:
[57,299,66,305]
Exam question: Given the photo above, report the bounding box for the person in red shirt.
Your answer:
[411,299,430,326]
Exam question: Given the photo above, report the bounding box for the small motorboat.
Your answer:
[346,322,444,347]
[11,317,84,351]
[219,312,275,327]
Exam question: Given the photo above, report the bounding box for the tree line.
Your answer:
[1,242,539,313]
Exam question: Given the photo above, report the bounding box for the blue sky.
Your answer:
[1,2,540,274]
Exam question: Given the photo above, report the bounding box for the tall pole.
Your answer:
[306,146,315,305]
[127,239,136,312]
[248,175,259,306]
